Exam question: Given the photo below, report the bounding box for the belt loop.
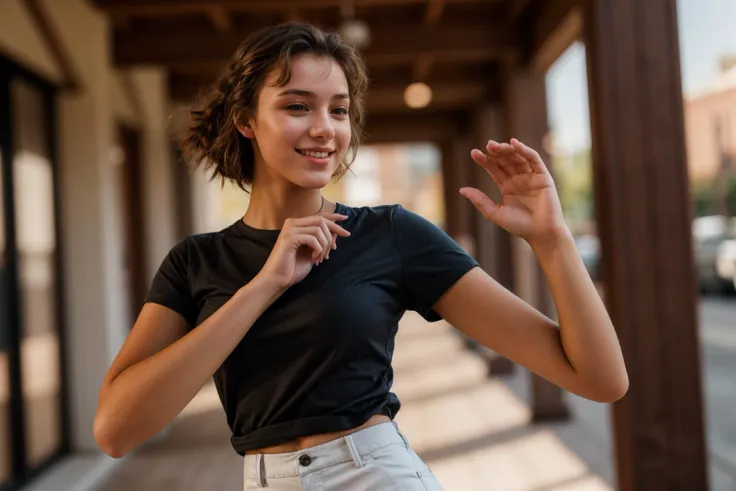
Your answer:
[344,434,363,469]
[392,422,410,448]
[256,454,267,487]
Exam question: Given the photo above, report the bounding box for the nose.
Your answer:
[309,109,335,141]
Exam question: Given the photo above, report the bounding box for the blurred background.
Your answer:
[0,0,734,490]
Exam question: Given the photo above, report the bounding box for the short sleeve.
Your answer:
[144,238,197,327]
[391,205,479,322]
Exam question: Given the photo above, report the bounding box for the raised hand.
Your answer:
[460,138,569,246]
[257,211,351,291]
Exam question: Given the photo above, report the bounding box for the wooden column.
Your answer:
[503,64,570,421]
[471,103,515,376]
[583,0,708,489]
[441,135,484,352]
[440,136,475,255]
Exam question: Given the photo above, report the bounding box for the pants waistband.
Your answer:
[244,422,410,486]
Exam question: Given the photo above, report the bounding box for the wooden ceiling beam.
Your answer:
[114,24,517,67]
[363,111,464,144]
[412,0,447,81]
[170,76,497,114]
[24,0,82,90]
[286,7,302,22]
[423,0,447,24]
[412,54,434,82]
[506,0,531,20]
[94,0,495,18]
[168,64,499,103]
[205,6,231,32]
[366,81,495,113]
[525,0,582,72]
[371,63,498,86]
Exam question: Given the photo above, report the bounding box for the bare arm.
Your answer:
[93,276,281,458]
[434,234,628,403]
[437,137,627,403]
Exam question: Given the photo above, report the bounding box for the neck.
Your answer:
[243,184,331,230]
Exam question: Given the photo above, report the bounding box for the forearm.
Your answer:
[531,232,628,401]
[95,276,281,457]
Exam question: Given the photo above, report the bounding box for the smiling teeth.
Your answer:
[300,150,329,158]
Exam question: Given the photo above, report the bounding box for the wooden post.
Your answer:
[471,103,515,376]
[503,63,570,422]
[440,136,475,256]
[583,0,708,489]
[441,136,484,351]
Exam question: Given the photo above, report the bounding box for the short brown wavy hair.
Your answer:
[181,22,369,191]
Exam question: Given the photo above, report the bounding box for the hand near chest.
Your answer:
[256,212,351,292]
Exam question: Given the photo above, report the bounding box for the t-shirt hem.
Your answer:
[231,413,379,455]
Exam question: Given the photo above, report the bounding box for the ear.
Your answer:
[233,114,255,139]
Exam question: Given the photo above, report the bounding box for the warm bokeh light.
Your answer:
[403,82,433,109]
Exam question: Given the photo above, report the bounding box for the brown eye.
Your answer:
[286,103,308,111]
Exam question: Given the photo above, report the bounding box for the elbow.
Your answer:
[599,381,629,403]
[93,414,128,459]
[592,374,629,403]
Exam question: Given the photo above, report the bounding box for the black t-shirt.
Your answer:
[144,203,479,455]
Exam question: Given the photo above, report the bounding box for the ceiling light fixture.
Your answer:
[338,0,371,48]
[404,82,433,109]
[339,19,371,48]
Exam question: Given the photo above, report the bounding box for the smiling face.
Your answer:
[240,53,352,190]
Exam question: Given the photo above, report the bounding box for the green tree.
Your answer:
[552,149,594,226]
[690,176,736,218]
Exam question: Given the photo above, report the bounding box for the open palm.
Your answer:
[460,138,568,244]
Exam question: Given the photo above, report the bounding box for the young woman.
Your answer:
[93,22,628,491]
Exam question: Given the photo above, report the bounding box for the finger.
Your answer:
[299,226,330,262]
[293,215,350,260]
[509,151,533,174]
[324,220,352,237]
[318,218,332,262]
[317,211,350,221]
[313,227,330,263]
[510,138,548,174]
[494,140,534,174]
[294,234,323,259]
[471,148,509,184]
[459,187,501,223]
[487,141,522,176]
[295,213,349,227]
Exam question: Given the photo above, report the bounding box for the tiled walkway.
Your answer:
[92,312,615,491]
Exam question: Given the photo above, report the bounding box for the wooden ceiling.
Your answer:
[92,0,576,135]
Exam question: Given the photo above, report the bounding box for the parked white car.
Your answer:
[717,238,736,290]
[693,216,736,293]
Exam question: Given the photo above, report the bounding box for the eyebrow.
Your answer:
[276,89,349,100]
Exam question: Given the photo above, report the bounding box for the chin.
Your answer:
[288,172,333,190]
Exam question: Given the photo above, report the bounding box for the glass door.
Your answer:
[0,56,68,491]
